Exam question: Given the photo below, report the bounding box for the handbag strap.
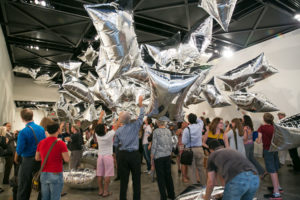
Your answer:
[187,127,192,149]
[38,140,58,175]
[27,125,38,145]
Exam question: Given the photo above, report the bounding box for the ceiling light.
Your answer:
[294,14,300,22]
[40,0,46,7]
[221,47,234,58]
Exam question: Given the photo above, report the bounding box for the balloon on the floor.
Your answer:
[62,74,94,104]
[270,113,300,152]
[84,3,143,83]
[229,91,279,112]
[146,67,200,121]
[198,0,237,32]
[202,77,231,108]
[63,169,98,189]
[78,45,98,67]
[81,148,98,167]
[176,184,224,200]
[217,53,278,91]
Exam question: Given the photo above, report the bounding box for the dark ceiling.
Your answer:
[1,0,300,84]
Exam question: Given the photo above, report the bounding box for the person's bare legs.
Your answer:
[270,173,280,193]
[176,155,181,172]
[103,177,111,196]
[97,176,103,195]
[181,164,189,182]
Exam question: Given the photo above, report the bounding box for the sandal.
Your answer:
[102,192,112,197]
[98,192,103,196]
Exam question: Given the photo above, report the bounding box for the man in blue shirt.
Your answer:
[182,113,205,185]
[114,96,144,200]
[15,108,46,200]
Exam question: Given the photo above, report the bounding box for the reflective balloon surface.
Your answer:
[63,169,97,189]
[85,3,143,83]
[270,113,300,152]
[175,185,224,200]
[199,0,237,32]
[202,77,231,108]
[218,53,278,91]
[78,45,98,66]
[229,91,278,112]
[57,61,82,80]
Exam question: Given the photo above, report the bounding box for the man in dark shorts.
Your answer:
[203,139,259,200]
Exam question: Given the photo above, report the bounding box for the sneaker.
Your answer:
[267,187,284,193]
[264,193,282,200]
[147,170,152,175]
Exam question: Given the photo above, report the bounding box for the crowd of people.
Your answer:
[0,96,300,200]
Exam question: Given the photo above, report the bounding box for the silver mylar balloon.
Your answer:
[122,66,149,83]
[57,61,82,80]
[81,148,98,167]
[269,114,300,152]
[82,104,98,122]
[35,71,58,81]
[218,53,278,91]
[55,94,71,120]
[13,66,39,79]
[199,0,237,32]
[184,95,206,108]
[78,45,98,66]
[83,71,98,87]
[63,74,94,104]
[142,32,181,66]
[179,17,213,65]
[184,69,209,105]
[202,77,231,108]
[229,91,278,112]
[146,67,200,121]
[63,168,97,189]
[85,3,143,83]
[59,89,79,103]
[90,79,115,108]
[176,185,224,200]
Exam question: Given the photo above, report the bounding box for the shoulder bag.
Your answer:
[180,127,193,165]
[28,125,58,192]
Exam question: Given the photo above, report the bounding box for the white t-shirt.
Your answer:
[96,130,115,155]
[143,125,152,145]
[227,129,246,156]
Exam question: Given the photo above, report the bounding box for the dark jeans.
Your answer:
[3,155,14,184]
[244,143,265,175]
[17,157,41,200]
[143,144,151,171]
[119,151,141,200]
[154,156,175,200]
[115,146,120,178]
[289,148,300,171]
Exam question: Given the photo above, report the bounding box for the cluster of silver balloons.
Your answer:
[175,185,224,200]
[63,168,98,189]
[270,113,300,152]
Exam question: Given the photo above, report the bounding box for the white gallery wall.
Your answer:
[13,108,47,131]
[185,28,300,156]
[0,27,15,125]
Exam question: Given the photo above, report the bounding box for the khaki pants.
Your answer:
[188,147,206,185]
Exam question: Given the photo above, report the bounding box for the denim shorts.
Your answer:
[263,150,280,173]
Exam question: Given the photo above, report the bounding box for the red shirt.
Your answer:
[37,137,68,172]
[258,124,274,150]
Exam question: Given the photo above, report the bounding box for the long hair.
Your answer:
[243,115,254,131]
[0,126,7,137]
[232,118,244,137]
[209,117,223,134]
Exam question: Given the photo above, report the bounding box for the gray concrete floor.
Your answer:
[1,158,300,200]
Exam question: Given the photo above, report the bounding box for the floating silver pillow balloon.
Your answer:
[82,104,98,122]
[13,66,39,79]
[184,95,206,108]
[122,66,149,83]
[218,53,278,91]
[35,71,58,81]
[55,94,71,120]
[146,67,200,121]
[63,169,97,189]
[83,71,98,87]
[58,89,79,103]
[199,0,237,32]
[202,77,231,108]
[78,45,98,66]
[269,113,300,152]
[85,3,142,83]
[175,185,224,200]
[229,91,278,112]
[90,79,115,108]
[57,61,82,80]
[62,74,94,104]
[179,17,213,65]
[143,32,181,67]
